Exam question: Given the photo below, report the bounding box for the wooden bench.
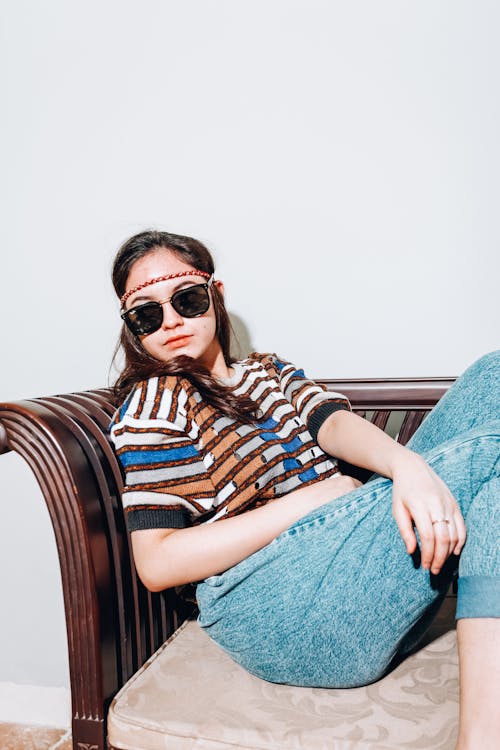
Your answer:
[0,377,458,750]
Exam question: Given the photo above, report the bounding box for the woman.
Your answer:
[110,230,499,750]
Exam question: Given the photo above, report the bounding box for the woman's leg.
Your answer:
[406,350,499,454]
[454,475,500,750]
[197,424,499,689]
[456,618,500,750]
[406,353,500,748]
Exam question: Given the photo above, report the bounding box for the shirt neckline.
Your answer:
[217,361,246,387]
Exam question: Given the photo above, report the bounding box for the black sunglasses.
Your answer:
[121,279,213,336]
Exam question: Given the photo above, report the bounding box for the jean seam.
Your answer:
[424,429,500,464]
[278,490,381,538]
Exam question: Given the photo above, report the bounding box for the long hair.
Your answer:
[111,230,258,422]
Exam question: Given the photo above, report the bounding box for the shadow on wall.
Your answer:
[229,313,254,360]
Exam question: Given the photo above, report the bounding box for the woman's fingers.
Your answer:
[392,501,417,554]
[428,518,453,574]
[433,476,467,555]
[409,506,437,571]
[445,518,458,560]
[394,498,457,574]
[410,505,464,574]
[453,508,467,555]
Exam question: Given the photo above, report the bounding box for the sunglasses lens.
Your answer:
[122,283,211,335]
[123,302,163,335]
[171,285,210,318]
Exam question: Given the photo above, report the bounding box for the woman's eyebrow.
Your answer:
[127,293,153,306]
[127,278,201,307]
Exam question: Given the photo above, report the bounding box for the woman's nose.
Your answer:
[160,300,184,329]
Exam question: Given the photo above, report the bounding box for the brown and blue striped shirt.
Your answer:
[109,353,351,531]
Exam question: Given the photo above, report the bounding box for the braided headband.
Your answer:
[120,270,212,307]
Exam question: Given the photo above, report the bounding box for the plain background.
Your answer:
[1,0,498,691]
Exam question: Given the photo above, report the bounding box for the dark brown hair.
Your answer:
[111,230,258,422]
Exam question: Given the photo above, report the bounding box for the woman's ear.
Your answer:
[214,279,225,296]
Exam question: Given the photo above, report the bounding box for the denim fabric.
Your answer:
[196,352,500,688]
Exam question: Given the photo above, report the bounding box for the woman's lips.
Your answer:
[165,335,192,349]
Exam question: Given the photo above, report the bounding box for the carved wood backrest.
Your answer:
[0,376,453,750]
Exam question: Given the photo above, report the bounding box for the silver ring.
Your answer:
[431,518,450,525]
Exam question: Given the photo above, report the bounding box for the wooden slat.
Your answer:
[398,410,430,446]
[371,410,391,431]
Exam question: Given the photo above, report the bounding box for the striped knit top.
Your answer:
[109,353,351,532]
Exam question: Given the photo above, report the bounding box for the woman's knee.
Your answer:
[461,350,500,383]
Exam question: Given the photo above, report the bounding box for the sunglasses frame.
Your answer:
[121,277,214,336]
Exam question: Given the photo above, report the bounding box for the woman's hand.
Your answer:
[391,453,467,574]
[317,409,467,574]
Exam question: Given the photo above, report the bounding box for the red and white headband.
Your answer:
[120,270,212,307]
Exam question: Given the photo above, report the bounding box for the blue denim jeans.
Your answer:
[196,352,500,688]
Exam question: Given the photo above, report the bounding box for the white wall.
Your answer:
[1,0,498,706]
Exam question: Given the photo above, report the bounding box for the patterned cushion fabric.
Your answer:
[107,621,458,750]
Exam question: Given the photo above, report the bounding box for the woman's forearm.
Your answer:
[317,409,422,478]
[131,475,357,591]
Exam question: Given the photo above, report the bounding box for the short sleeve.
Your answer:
[109,376,214,532]
[270,354,352,441]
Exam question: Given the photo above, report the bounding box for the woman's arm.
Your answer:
[316,409,417,475]
[316,410,467,574]
[131,474,360,591]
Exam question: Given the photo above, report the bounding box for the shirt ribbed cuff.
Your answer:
[126,507,191,531]
[307,401,351,442]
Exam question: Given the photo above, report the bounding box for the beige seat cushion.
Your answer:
[108,620,458,750]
